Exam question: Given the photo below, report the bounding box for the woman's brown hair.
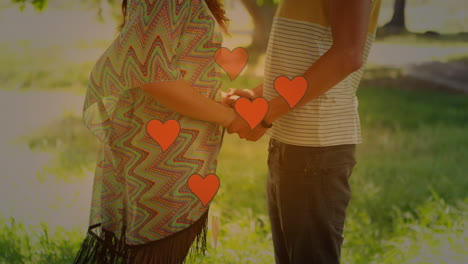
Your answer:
[118,0,229,33]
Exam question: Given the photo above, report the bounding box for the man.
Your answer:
[224,0,381,263]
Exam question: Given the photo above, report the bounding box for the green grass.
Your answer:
[3,74,466,263]
[0,217,83,264]
[374,195,468,264]
[1,37,468,262]
[339,85,468,263]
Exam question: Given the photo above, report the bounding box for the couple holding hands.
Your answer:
[74,0,381,263]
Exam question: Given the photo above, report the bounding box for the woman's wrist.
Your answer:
[218,106,236,128]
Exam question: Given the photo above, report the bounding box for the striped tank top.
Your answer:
[264,0,381,146]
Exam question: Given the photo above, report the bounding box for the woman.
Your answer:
[73,0,239,263]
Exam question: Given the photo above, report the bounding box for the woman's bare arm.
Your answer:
[141,79,236,127]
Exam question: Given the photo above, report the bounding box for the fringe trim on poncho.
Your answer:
[73,210,209,264]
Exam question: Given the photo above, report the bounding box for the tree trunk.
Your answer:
[239,0,277,67]
[383,0,406,31]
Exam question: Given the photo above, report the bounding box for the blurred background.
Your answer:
[0,0,467,263]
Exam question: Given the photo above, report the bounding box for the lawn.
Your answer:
[1,68,467,263]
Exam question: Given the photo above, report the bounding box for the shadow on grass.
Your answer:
[361,66,467,95]
[375,29,468,46]
[448,54,468,67]
[360,66,468,128]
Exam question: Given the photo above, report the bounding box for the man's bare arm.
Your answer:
[264,0,373,124]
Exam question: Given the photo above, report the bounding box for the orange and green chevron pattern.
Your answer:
[83,0,224,246]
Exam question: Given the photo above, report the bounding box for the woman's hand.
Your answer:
[220,92,240,108]
[219,106,237,128]
[220,84,269,141]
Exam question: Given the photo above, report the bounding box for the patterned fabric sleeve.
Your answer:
[83,0,196,144]
[123,0,189,82]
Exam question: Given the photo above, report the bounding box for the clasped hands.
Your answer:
[220,88,269,142]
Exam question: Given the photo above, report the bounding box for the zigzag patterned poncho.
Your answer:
[74,0,224,262]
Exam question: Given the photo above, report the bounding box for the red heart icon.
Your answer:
[274,76,308,108]
[146,119,180,151]
[234,97,269,129]
[215,47,249,80]
[188,174,220,206]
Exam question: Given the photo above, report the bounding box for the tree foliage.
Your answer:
[11,0,125,24]
[11,0,48,11]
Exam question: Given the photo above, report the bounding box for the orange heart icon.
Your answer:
[215,47,249,80]
[146,119,180,151]
[274,76,308,108]
[234,97,269,129]
[188,174,220,206]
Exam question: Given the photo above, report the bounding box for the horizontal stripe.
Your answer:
[263,17,375,146]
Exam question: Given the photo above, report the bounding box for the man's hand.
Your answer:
[226,114,269,142]
[245,124,268,142]
[222,83,269,141]
[226,114,252,140]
